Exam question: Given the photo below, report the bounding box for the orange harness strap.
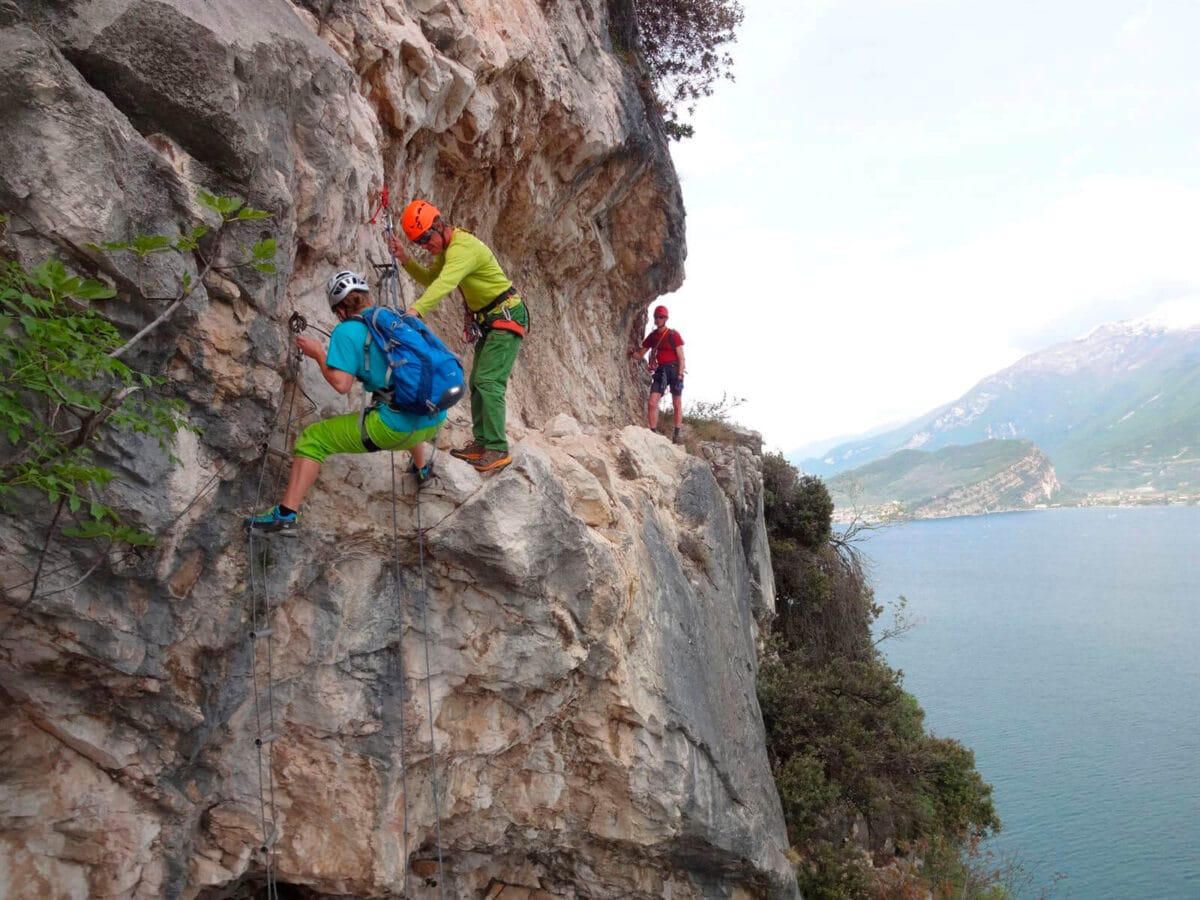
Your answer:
[486,317,525,338]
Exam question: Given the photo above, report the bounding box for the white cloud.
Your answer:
[656,0,1200,453]
[1143,295,1200,329]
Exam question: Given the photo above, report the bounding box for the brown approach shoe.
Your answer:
[469,449,512,472]
[449,441,485,461]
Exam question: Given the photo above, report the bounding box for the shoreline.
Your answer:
[833,495,1200,526]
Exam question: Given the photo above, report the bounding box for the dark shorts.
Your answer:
[650,362,684,396]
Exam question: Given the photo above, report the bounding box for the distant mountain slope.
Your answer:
[828,439,1061,519]
[802,320,1200,493]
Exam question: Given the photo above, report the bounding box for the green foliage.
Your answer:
[2,189,275,561]
[670,392,745,447]
[762,457,871,663]
[0,257,186,542]
[793,841,873,900]
[196,189,270,220]
[759,649,1000,874]
[758,453,1001,896]
[763,452,833,550]
[631,0,744,138]
[89,191,275,292]
[776,751,840,837]
[248,237,278,274]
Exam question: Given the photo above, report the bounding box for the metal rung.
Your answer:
[261,829,278,852]
[255,732,279,747]
[250,628,274,639]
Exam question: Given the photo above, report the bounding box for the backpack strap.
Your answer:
[351,312,374,379]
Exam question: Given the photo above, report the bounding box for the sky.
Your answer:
[658,0,1200,457]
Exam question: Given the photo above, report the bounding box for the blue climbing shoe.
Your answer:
[409,458,434,486]
[244,505,298,535]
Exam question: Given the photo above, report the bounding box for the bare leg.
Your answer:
[281,457,322,511]
[410,442,427,469]
[648,392,663,428]
[672,394,683,427]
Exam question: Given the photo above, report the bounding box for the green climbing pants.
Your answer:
[294,410,441,464]
[471,304,526,451]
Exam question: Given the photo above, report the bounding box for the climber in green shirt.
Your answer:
[387,199,527,473]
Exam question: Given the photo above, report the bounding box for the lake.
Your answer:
[863,506,1200,899]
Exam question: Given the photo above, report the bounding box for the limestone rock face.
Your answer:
[918,447,1061,519]
[1,419,794,898]
[0,1,795,897]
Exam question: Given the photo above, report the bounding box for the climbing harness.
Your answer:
[469,286,527,340]
[647,326,679,373]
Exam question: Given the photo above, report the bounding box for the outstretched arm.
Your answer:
[296,335,355,394]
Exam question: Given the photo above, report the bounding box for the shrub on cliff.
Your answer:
[758,454,1001,896]
[764,452,833,550]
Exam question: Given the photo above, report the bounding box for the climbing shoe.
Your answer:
[469,449,512,472]
[449,441,485,461]
[672,426,682,444]
[409,458,434,485]
[244,505,298,535]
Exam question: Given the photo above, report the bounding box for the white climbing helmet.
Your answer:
[326,269,369,307]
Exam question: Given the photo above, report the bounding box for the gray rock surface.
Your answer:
[0,2,795,897]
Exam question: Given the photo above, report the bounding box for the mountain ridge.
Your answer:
[800,317,1200,506]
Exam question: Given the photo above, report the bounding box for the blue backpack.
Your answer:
[357,307,465,414]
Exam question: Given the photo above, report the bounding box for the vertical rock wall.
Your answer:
[0,2,796,897]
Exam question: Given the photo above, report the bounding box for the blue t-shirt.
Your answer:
[326,319,447,433]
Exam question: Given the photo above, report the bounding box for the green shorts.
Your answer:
[293,410,443,464]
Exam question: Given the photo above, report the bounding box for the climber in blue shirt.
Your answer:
[244,270,446,534]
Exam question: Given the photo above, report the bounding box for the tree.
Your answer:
[631,0,744,138]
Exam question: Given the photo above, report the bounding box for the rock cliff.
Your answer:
[830,439,1062,522]
[909,445,1060,519]
[0,1,796,897]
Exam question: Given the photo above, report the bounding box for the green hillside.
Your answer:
[829,439,1057,515]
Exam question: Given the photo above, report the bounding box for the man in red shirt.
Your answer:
[630,305,687,443]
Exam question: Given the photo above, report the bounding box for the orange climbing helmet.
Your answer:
[401,199,441,240]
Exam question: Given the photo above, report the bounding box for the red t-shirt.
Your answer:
[642,327,683,366]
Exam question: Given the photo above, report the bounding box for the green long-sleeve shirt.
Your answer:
[403,229,514,317]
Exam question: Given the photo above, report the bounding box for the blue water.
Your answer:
[864,507,1200,899]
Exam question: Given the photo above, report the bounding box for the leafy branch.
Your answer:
[0,191,278,631]
[92,190,276,359]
